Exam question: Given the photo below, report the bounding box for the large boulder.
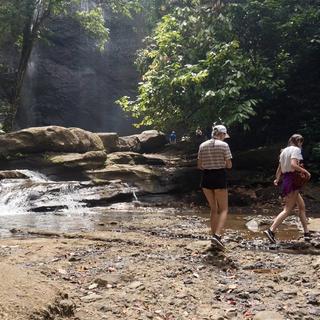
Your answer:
[136,130,167,152]
[116,130,167,153]
[117,135,141,152]
[233,144,282,172]
[106,152,166,166]
[97,132,119,152]
[106,152,147,165]
[47,151,107,169]
[0,126,104,156]
[86,164,199,194]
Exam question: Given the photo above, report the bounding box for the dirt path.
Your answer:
[0,211,320,320]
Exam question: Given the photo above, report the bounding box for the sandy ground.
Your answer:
[0,210,320,320]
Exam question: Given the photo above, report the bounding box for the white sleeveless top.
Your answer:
[279,146,303,173]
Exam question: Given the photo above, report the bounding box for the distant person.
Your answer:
[195,126,203,144]
[195,126,203,138]
[169,131,177,144]
[205,126,212,140]
[197,125,232,250]
[264,134,312,244]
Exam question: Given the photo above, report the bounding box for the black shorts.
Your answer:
[200,169,227,189]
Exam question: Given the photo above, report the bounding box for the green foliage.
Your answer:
[76,7,109,51]
[0,1,112,51]
[118,3,284,131]
[118,0,320,135]
[105,0,143,18]
[0,0,141,131]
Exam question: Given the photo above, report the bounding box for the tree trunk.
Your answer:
[4,41,34,131]
[3,1,50,132]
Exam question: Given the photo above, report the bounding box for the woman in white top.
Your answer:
[264,134,311,243]
[197,125,232,250]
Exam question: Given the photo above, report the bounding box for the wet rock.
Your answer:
[0,170,28,180]
[246,219,260,232]
[253,311,284,320]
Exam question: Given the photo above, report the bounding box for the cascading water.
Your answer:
[54,183,85,215]
[0,170,85,215]
[0,182,30,215]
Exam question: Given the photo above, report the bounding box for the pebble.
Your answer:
[128,281,144,289]
[80,293,103,302]
[253,311,284,320]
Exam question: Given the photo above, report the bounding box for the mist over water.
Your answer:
[16,0,144,134]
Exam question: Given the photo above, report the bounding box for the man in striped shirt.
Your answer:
[197,125,232,250]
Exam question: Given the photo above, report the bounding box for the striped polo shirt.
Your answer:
[198,139,232,169]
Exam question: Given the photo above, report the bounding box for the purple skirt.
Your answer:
[281,172,300,197]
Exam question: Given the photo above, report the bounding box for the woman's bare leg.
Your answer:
[202,188,218,234]
[270,191,298,232]
[296,193,309,233]
[214,188,228,236]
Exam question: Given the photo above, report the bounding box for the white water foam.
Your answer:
[55,183,85,215]
[0,170,85,216]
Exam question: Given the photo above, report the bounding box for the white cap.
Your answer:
[212,125,230,138]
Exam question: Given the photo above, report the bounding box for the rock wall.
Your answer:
[15,9,145,134]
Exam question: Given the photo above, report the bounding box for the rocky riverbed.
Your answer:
[1,205,320,320]
[1,126,320,320]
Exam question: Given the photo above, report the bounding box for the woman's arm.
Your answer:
[197,158,203,170]
[225,158,232,169]
[274,164,281,186]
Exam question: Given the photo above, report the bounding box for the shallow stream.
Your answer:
[0,170,314,241]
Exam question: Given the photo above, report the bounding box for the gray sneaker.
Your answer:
[264,229,276,244]
[211,234,225,250]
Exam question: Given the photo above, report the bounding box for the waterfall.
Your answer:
[80,0,90,11]
[0,170,85,215]
[123,182,139,203]
[56,183,85,215]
